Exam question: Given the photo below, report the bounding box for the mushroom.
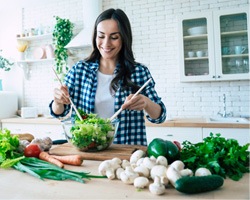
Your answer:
[149,175,166,195]
[98,158,121,180]
[142,157,156,170]
[180,168,193,177]
[170,160,185,171]
[120,166,139,184]
[195,167,212,176]
[156,156,168,167]
[133,177,149,189]
[166,166,182,187]
[133,165,150,177]
[116,167,125,179]
[121,159,131,169]
[130,149,145,164]
[150,165,169,186]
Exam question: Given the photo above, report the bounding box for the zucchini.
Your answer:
[175,175,224,194]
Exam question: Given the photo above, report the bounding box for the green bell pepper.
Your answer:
[147,138,180,164]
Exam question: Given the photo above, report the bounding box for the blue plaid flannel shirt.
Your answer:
[49,60,166,145]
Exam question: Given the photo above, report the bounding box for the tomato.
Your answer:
[24,144,42,158]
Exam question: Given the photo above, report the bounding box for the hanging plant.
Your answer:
[52,16,74,77]
[0,50,14,72]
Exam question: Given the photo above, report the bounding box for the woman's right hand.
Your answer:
[53,85,70,105]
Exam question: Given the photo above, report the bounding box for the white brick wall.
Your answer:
[20,0,249,118]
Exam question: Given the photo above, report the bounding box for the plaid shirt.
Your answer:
[49,60,166,145]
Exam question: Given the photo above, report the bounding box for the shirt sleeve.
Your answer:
[48,100,71,118]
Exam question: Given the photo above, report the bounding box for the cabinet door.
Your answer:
[213,8,249,80]
[2,123,37,135]
[146,127,202,145]
[35,124,65,140]
[203,128,250,146]
[178,12,216,82]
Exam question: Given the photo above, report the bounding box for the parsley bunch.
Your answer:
[180,133,249,181]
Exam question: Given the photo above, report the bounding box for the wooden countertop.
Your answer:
[0,160,249,199]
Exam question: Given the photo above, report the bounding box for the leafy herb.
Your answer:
[13,157,106,183]
[180,133,249,181]
[0,129,23,168]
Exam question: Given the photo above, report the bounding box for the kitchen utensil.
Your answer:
[49,143,147,161]
[51,67,83,121]
[109,78,152,121]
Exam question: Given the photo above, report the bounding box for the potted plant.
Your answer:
[52,16,74,79]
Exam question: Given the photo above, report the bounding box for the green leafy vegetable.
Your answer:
[13,157,106,183]
[180,133,249,181]
[71,110,115,150]
[0,129,23,168]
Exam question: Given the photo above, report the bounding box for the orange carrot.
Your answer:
[39,152,64,168]
[50,155,84,166]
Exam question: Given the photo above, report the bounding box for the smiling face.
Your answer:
[96,19,122,62]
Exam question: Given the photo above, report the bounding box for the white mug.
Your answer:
[235,46,246,54]
[196,50,203,57]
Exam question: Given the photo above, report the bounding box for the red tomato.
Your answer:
[24,144,42,158]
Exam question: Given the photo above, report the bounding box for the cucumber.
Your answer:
[175,175,224,194]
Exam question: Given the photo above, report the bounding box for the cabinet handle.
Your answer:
[164,134,173,137]
[212,75,216,78]
[217,75,221,78]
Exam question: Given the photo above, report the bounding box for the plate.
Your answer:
[33,47,45,59]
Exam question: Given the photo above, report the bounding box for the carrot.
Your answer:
[39,152,64,168]
[50,155,83,166]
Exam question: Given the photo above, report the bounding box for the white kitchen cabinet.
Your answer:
[178,7,249,82]
[2,123,64,141]
[146,127,203,145]
[202,128,250,146]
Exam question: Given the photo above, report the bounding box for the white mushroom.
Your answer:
[170,160,185,171]
[116,167,125,179]
[149,176,166,195]
[180,168,193,177]
[195,167,212,176]
[166,166,182,187]
[121,159,131,169]
[150,165,169,186]
[156,156,168,167]
[136,157,144,166]
[130,149,145,164]
[133,165,150,177]
[120,166,139,184]
[133,177,149,189]
[142,157,156,170]
[98,158,121,180]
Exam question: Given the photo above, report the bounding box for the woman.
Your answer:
[49,8,166,145]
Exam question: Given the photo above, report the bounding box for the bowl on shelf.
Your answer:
[62,118,119,152]
[187,26,207,35]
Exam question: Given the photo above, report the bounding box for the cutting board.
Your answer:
[49,143,147,161]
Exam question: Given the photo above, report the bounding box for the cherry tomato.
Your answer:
[24,144,42,158]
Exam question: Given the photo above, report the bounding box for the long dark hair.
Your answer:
[85,8,139,93]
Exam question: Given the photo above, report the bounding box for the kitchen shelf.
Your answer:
[16,58,54,64]
[185,56,208,60]
[221,30,248,37]
[17,33,52,41]
[222,54,249,58]
[183,34,207,40]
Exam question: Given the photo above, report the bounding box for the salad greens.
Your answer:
[180,133,249,181]
[71,110,116,150]
[0,129,23,168]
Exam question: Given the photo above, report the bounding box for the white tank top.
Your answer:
[94,71,115,118]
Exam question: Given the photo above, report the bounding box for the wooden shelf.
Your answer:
[16,34,52,41]
[16,58,54,64]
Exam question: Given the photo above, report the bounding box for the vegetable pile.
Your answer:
[180,133,250,181]
[69,110,116,151]
[0,128,105,183]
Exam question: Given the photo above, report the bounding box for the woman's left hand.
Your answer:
[121,94,147,111]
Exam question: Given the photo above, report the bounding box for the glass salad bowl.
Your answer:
[62,117,119,152]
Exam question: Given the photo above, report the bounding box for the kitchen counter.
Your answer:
[0,160,249,199]
[1,117,249,128]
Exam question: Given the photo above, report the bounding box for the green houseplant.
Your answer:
[0,50,14,72]
[52,16,74,78]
